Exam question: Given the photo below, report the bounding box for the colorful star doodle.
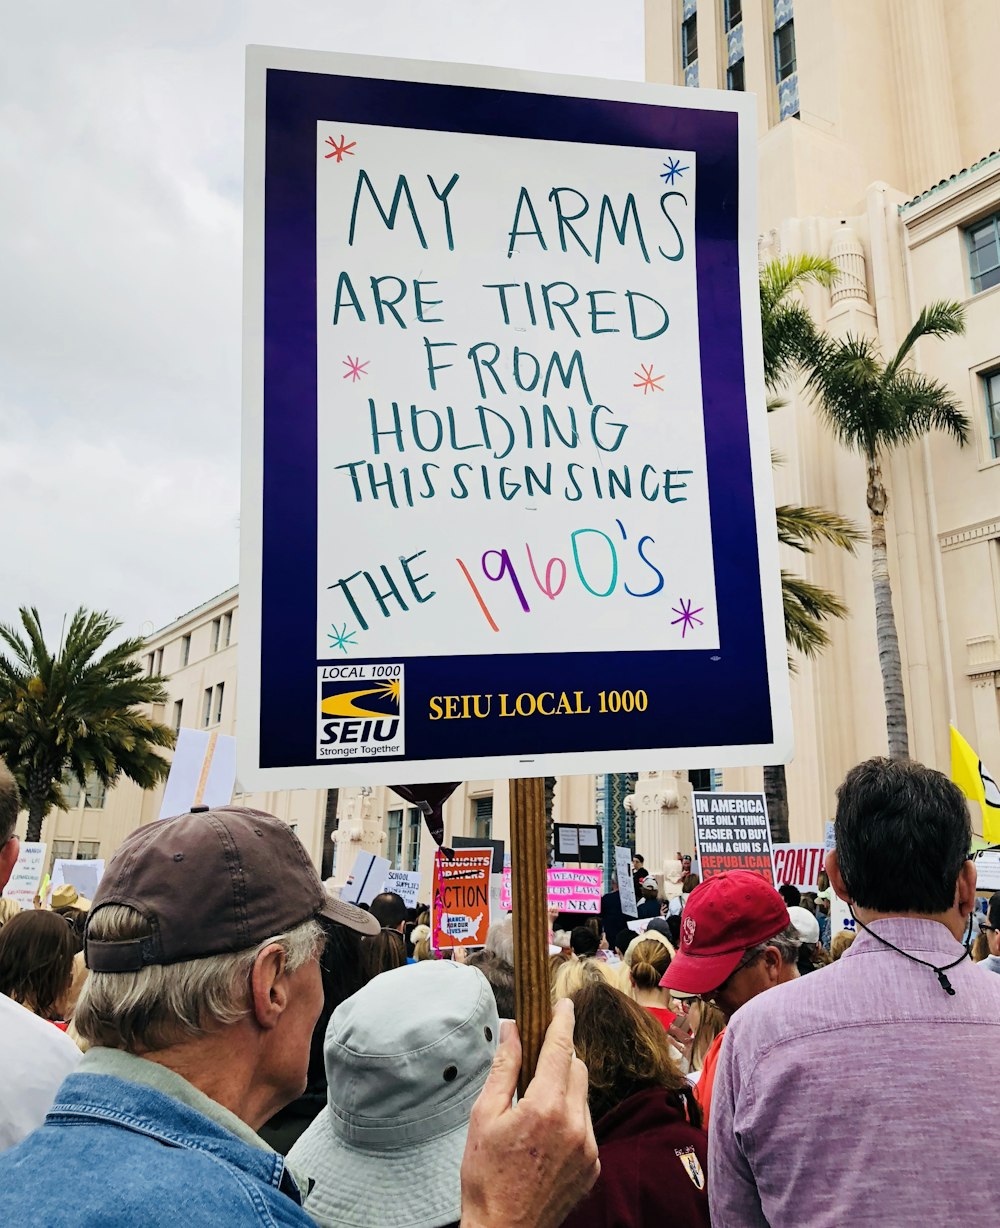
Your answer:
[671,598,704,638]
[328,624,358,655]
[633,364,665,395]
[324,134,357,162]
[342,356,370,382]
[660,156,689,185]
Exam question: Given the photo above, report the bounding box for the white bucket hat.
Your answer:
[289,960,499,1228]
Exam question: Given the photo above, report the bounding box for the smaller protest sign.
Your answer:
[341,851,391,906]
[824,820,836,853]
[1,842,46,910]
[615,846,638,918]
[433,847,492,949]
[383,868,421,909]
[693,792,774,882]
[50,858,105,903]
[771,845,826,893]
[828,890,855,941]
[973,850,1000,892]
[452,836,505,873]
[159,728,237,820]
[499,866,603,914]
[553,824,603,865]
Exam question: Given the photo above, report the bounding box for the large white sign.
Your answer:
[240,49,789,788]
[2,842,46,910]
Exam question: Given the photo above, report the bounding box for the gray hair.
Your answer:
[742,922,802,967]
[485,916,515,965]
[74,905,322,1052]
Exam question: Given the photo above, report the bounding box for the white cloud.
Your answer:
[0,0,644,640]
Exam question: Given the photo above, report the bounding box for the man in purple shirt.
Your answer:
[710,757,1000,1226]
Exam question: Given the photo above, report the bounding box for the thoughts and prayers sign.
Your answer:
[239,48,789,788]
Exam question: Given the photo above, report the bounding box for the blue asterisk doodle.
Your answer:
[328,623,358,655]
[660,156,689,185]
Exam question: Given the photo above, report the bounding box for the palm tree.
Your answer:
[759,256,864,840]
[0,607,175,841]
[807,302,968,759]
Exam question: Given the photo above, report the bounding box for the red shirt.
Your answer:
[644,1005,678,1032]
[693,1027,726,1128]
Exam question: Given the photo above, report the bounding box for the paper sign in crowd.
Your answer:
[498,865,602,914]
[693,791,775,883]
[432,847,492,948]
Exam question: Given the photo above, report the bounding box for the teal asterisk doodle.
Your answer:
[328,623,358,654]
[661,156,688,185]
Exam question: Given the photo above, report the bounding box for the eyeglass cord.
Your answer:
[848,907,973,995]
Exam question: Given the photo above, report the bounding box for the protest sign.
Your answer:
[159,728,237,819]
[554,824,603,865]
[615,845,638,918]
[973,851,1000,892]
[771,844,826,893]
[433,847,492,948]
[341,851,391,906]
[499,865,602,913]
[693,791,774,882]
[452,835,505,873]
[238,47,790,792]
[1,842,46,910]
[383,868,421,908]
[50,858,105,903]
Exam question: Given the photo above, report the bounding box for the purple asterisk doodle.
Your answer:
[671,598,704,638]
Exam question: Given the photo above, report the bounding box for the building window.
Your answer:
[724,0,742,30]
[213,682,225,726]
[50,840,74,870]
[145,652,155,677]
[968,213,1000,295]
[180,634,191,667]
[386,808,403,869]
[220,612,232,649]
[727,59,745,90]
[472,796,493,842]
[153,647,163,676]
[76,841,100,860]
[682,13,698,68]
[774,19,796,80]
[202,686,214,727]
[172,699,184,732]
[84,777,106,809]
[983,369,1000,459]
[405,807,422,872]
[688,768,713,791]
[62,775,83,808]
[211,618,221,653]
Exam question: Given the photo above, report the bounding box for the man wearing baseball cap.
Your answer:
[0,806,600,1227]
[660,870,800,1124]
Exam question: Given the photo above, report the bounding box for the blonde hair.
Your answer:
[74,905,322,1052]
[629,938,672,991]
[551,955,614,1004]
[0,898,21,928]
[685,998,726,1072]
[830,930,856,961]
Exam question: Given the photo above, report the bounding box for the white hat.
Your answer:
[289,961,499,1228]
[787,906,820,946]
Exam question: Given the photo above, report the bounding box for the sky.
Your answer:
[0,0,645,646]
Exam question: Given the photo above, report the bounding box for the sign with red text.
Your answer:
[499,865,602,913]
[432,847,492,948]
[693,791,774,882]
[239,48,789,790]
[771,844,826,892]
[1,842,46,910]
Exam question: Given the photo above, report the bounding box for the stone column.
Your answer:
[330,787,386,889]
[624,771,693,880]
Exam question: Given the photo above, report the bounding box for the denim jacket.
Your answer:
[0,1055,317,1227]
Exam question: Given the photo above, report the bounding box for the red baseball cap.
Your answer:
[659,870,790,996]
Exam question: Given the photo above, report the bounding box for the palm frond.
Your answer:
[886,300,966,378]
[776,504,864,554]
[782,571,849,658]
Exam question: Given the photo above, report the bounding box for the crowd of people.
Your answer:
[1,752,999,1224]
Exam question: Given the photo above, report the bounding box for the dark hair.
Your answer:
[0,910,76,1019]
[466,950,515,1018]
[633,855,645,865]
[570,926,600,958]
[570,982,701,1127]
[778,883,801,908]
[665,913,682,948]
[360,927,407,980]
[835,757,971,914]
[988,893,1000,931]
[305,918,366,1096]
[59,907,88,952]
[614,927,635,958]
[369,891,407,931]
[681,873,700,894]
[0,759,19,846]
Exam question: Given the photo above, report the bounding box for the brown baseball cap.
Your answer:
[85,806,380,972]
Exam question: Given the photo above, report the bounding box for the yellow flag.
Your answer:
[950,724,1000,844]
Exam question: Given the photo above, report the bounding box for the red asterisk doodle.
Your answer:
[324,134,356,162]
[342,356,369,382]
[633,363,665,394]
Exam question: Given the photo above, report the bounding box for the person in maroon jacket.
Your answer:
[561,982,710,1228]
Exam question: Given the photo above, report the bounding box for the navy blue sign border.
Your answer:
[259,67,771,768]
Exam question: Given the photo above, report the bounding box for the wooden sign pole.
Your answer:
[509,776,551,1096]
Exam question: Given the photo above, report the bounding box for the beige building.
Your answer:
[646,0,1000,836]
[32,1,1000,879]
